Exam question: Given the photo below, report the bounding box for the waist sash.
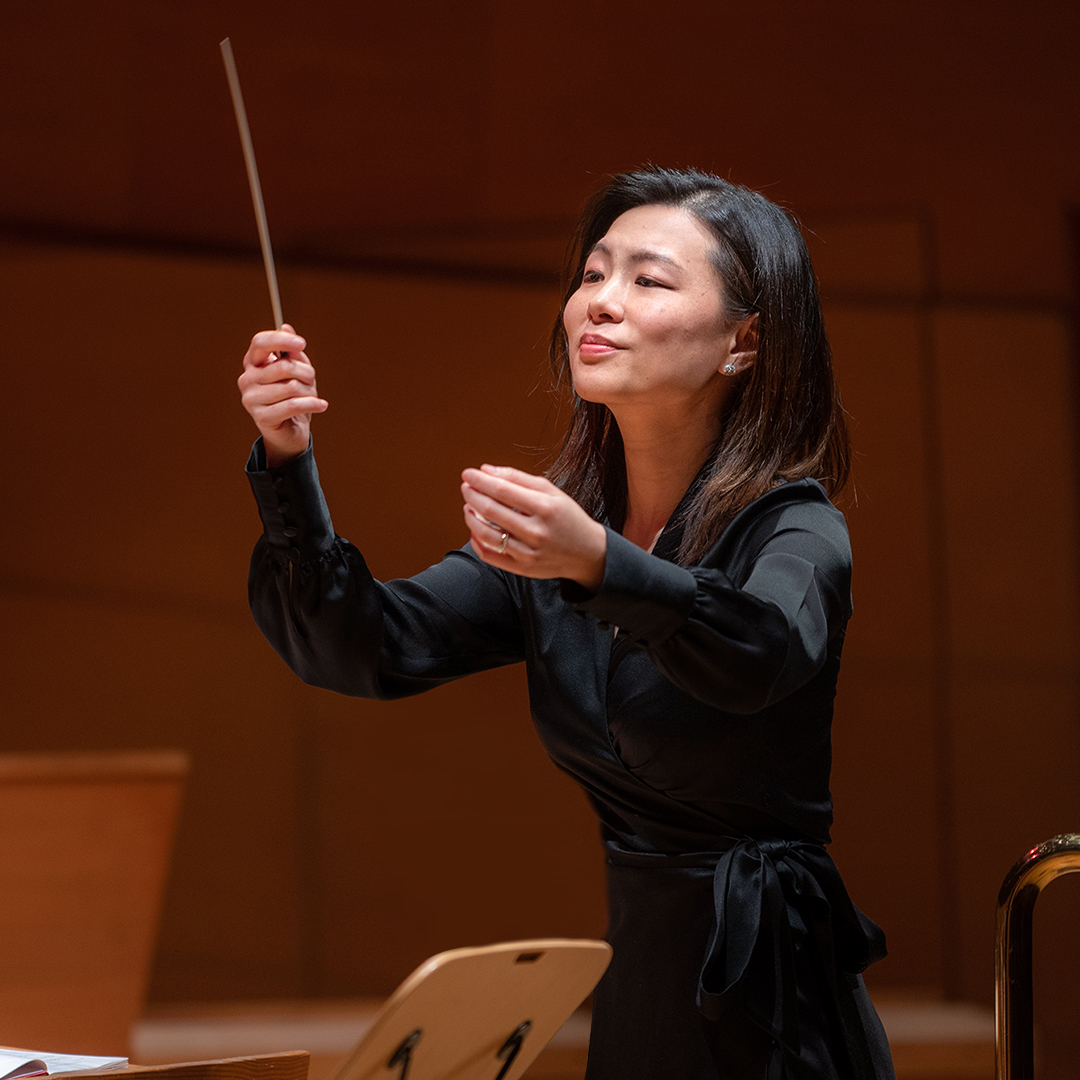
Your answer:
[606,837,888,1078]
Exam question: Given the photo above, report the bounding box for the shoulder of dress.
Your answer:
[731,477,844,530]
[696,479,849,570]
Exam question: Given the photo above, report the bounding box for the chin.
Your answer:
[570,366,621,407]
[573,380,643,412]
[571,382,614,407]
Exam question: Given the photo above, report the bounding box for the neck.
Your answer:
[612,398,720,551]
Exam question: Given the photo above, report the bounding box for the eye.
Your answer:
[582,268,603,284]
[635,275,666,288]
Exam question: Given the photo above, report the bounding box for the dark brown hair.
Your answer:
[547,166,850,564]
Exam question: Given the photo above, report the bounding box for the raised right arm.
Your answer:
[240,330,524,698]
[247,440,525,698]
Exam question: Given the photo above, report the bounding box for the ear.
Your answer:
[721,313,758,375]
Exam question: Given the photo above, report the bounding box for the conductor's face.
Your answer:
[564,204,735,415]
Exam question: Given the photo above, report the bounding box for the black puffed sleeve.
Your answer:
[563,482,852,714]
[246,440,525,698]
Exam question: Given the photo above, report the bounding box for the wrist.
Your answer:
[263,433,309,468]
[265,446,297,468]
[571,520,607,592]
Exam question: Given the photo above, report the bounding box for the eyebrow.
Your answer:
[591,241,683,270]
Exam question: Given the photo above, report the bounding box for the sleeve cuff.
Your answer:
[560,527,698,644]
[245,437,336,561]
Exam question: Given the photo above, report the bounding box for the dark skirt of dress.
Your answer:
[585,841,896,1080]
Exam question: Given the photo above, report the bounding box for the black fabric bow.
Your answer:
[698,837,888,1075]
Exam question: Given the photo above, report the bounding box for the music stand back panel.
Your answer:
[330,939,610,1080]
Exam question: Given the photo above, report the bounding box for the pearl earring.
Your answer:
[724,364,736,375]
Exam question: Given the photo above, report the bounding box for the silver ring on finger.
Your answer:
[496,530,509,554]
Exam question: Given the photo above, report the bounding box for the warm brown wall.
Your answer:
[3,0,1080,1073]
[4,1,1079,300]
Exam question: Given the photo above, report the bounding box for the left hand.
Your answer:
[461,465,607,589]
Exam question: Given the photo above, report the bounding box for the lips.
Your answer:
[578,333,622,357]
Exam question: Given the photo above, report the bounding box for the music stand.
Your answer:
[329,939,611,1080]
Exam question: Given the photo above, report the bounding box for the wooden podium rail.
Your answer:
[69,1052,309,1080]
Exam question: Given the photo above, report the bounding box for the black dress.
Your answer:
[246,441,895,1080]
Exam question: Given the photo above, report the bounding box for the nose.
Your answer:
[586,278,624,323]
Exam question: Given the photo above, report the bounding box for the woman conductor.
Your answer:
[239,167,895,1080]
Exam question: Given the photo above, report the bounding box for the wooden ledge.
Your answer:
[0,751,189,783]
[69,1052,309,1080]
